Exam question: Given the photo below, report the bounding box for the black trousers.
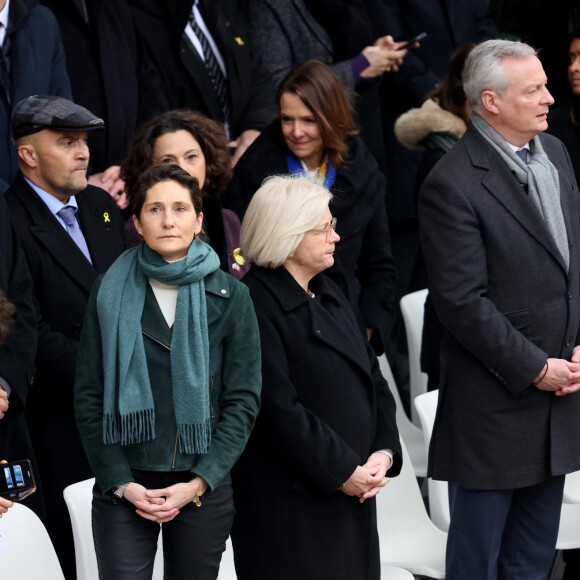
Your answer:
[92,471,234,580]
[446,476,564,580]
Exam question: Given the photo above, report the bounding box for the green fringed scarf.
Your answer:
[96,238,220,454]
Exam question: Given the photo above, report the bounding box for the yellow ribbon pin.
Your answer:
[233,248,245,265]
[103,212,110,223]
[235,37,244,46]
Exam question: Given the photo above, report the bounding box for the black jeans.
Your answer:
[92,471,234,580]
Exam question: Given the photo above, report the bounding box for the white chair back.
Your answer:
[414,390,450,532]
[376,437,447,578]
[400,288,429,425]
[381,565,415,579]
[64,478,164,580]
[378,354,427,477]
[0,501,64,579]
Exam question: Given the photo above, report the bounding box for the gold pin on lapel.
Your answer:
[234,36,244,46]
[103,212,111,223]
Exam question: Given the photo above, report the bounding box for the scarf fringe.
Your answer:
[178,420,212,455]
[103,409,155,446]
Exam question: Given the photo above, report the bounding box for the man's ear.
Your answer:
[17,142,38,169]
[481,90,500,115]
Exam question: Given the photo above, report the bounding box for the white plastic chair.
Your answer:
[378,354,427,477]
[400,288,429,425]
[0,501,64,579]
[413,390,580,550]
[563,470,580,504]
[381,565,415,579]
[64,478,164,580]
[217,537,237,579]
[414,390,450,532]
[376,437,447,578]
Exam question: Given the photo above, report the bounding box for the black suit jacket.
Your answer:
[419,124,580,489]
[128,0,275,139]
[4,174,128,407]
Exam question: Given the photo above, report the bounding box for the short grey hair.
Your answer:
[463,40,538,111]
[240,175,332,268]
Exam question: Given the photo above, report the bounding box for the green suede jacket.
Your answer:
[74,267,261,495]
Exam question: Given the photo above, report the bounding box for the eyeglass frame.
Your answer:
[307,217,337,241]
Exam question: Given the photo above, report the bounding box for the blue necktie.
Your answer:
[57,206,93,264]
[516,148,529,165]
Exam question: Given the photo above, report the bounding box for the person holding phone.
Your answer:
[0,461,12,516]
[0,193,42,520]
[75,164,261,579]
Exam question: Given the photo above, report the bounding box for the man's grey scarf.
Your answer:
[471,112,569,270]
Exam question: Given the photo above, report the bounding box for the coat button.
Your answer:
[566,340,571,347]
[221,289,226,294]
[314,329,321,335]
[569,291,573,300]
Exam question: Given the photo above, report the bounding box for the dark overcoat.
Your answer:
[0,194,44,518]
[127,0,275,139]
[223,127,397,348]
[419,124,580,489]
[3,173,128,571]
[231,266,401,580]
[39,0,169,172]
[0,0,72,185]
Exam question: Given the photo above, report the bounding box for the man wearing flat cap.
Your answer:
[4,95,128,578]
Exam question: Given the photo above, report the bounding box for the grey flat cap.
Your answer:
[12,95,105,140]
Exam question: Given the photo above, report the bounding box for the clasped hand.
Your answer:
[534,352,580,396]
[341,452,392,504]
[124,476,208,523]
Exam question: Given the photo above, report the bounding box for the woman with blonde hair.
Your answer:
[231,175,401,579]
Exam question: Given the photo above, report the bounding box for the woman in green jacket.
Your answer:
[74,164,261,580]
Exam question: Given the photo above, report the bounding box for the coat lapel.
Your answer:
[75,186,125,273]
[465,127,569,274]
[13,177,97,292]
[252,266,371,380]
[204,268,230,326]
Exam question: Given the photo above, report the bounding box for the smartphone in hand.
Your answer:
[398,32,427,50]
[0,459,36,501]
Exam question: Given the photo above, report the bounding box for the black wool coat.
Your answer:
[4,174,128,493]
[223,127,397,349]
[231,266,401,580]
[419,124,580,489]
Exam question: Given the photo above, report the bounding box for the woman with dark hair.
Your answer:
[547,28,580,186]
[121,109,248,277]
[74,164,261,579]
[231,175,401,579]
[224,59,397,351]
[395,43,475,203]
[394,43,475,392]
[247,0,409,164]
